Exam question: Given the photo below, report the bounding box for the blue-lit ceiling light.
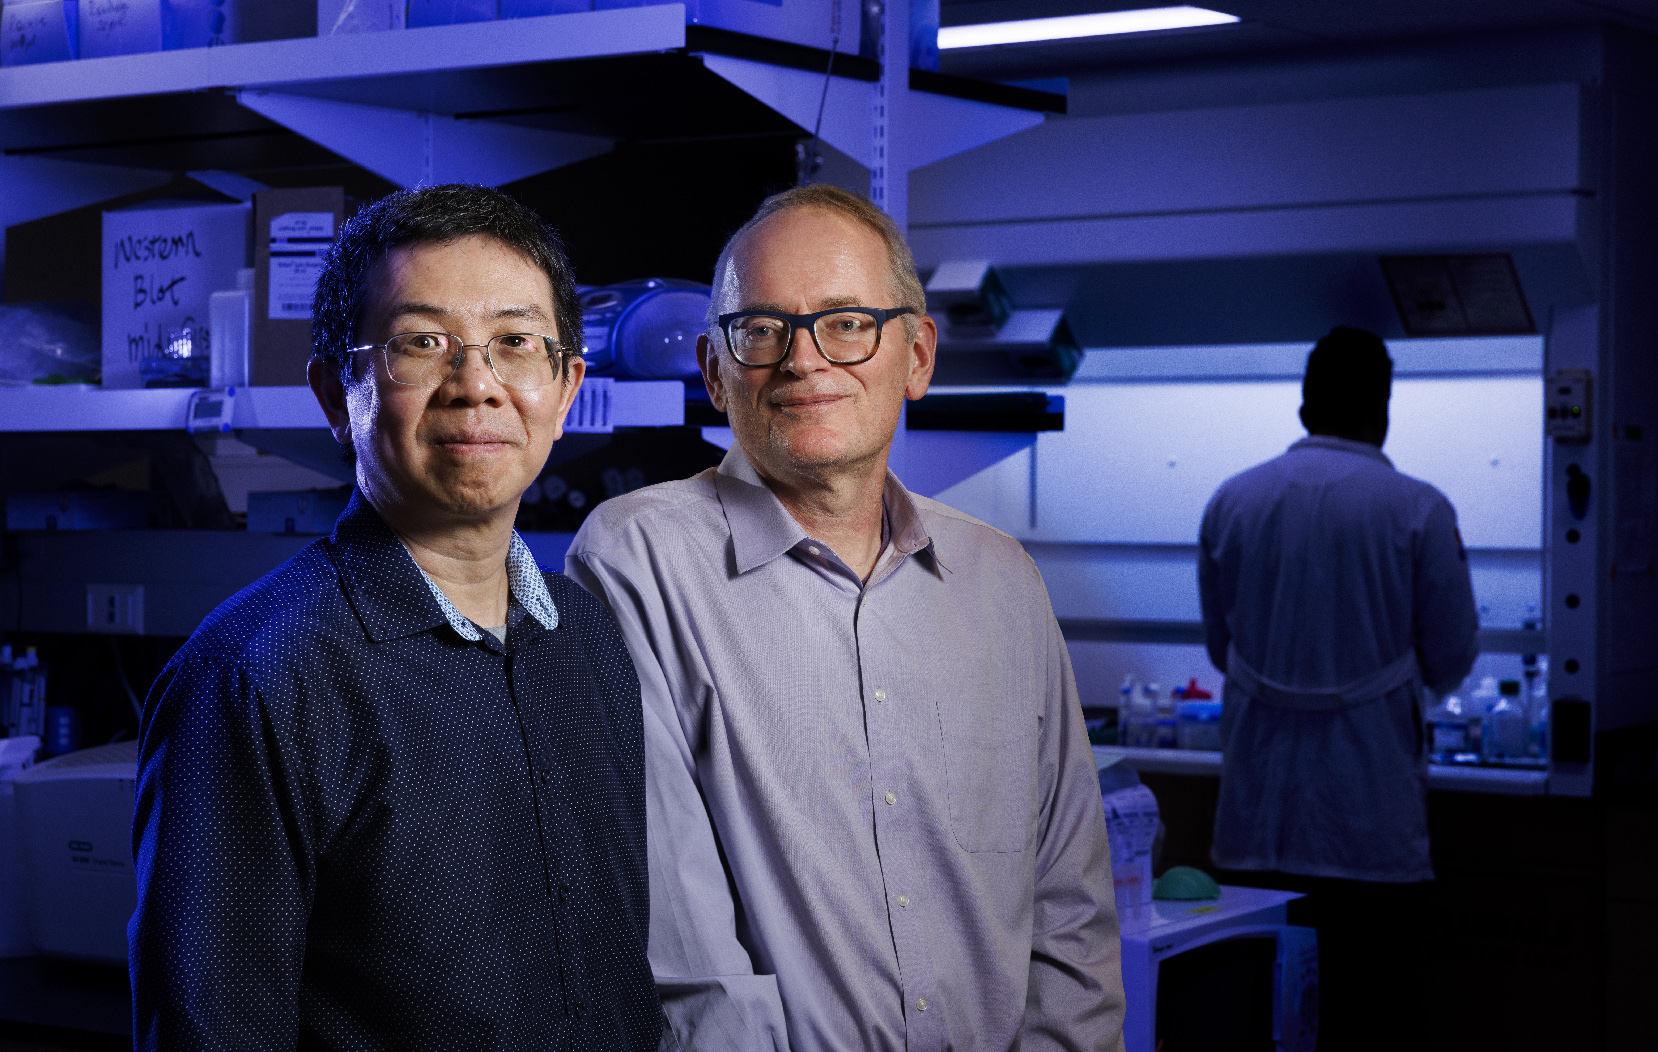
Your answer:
[937,5,1239,49]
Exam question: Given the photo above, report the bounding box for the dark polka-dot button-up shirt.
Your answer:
[130,490,668,1051]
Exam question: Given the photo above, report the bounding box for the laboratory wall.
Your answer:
[920,338,1545,706]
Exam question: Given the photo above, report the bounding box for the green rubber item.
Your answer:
[1152,866,1222,901]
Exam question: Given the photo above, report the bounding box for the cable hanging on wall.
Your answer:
[799,0,843,185]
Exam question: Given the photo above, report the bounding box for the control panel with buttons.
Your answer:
[1546,369,1592,442]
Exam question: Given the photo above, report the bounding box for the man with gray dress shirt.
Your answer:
[566,185,1125,1052]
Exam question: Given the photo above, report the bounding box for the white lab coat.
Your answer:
[1198,435,1479,882]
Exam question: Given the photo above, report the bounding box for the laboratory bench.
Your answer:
[1118,723,1658,1052]
[1095,745,1552,795]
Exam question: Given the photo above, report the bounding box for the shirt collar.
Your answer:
[409,530,560,641]
[328,490,558,644]
[1290,434,1393,467]
[713,445,939,575]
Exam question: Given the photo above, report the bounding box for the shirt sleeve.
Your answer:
[565,541,792,1052]
[1022,580,1128,1052]
[1414,497,1481,693]
[1196,494,1233,674]
[129,655,312,1052]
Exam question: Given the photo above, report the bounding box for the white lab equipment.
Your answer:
[12,739,138,964]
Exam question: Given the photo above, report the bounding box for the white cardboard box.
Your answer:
[101,201,249,389]
[1,1,78,65]
[318,0,404,32]
[78,0,162,57]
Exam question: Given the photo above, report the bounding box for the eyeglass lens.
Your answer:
[384,333,560,388]
[729,312,884,365]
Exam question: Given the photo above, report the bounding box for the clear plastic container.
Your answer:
[1175,700,1223,750]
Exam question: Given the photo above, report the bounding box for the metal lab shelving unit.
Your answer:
[0,3,1058,642]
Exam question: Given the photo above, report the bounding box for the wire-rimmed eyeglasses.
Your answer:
[718,306,917,367]
[349,332,569,389]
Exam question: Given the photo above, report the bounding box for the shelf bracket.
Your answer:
[236,91,613,188]
[0,155,171,230]
[696,52,1045,210]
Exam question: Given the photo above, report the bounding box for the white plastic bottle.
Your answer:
[1483,679,1528,763]
[1125,681,1157,748]
[1151,683,1178,748]
[1527,656,1550,760]
[1467,676,1500,756]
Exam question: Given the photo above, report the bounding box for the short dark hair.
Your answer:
[311,184,582,384]
[1302,326,1393,433]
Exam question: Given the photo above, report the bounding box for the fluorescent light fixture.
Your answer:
[937,6,1239,49]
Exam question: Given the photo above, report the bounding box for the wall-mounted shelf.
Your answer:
[0,381,684,433]
[0,7,683,111]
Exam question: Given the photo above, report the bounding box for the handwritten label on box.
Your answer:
[1,1,76,65]
[101,203,248,389]
[78,0,162,58]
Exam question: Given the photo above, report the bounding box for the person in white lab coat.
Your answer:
[1197,326,1480,1050]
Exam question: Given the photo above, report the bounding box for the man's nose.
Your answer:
[779,323,829,376]
[440,342,505,402]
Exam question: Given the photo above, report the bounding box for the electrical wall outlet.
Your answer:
[86,584,144,635]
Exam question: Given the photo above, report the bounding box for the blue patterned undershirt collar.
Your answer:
[408,531,559,641]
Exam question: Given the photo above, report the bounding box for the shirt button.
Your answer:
[808,545,821,556]
[897,894,910,908]
[917,998,929,1012]
[572,1003,584,1019]
[558,885,570,901]
[873,689,886,701]
[885,791,897,805]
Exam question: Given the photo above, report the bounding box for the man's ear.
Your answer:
[905,314,938,401]
[307,356,354,447]
[697,333,728,412]
[546,356,587,442]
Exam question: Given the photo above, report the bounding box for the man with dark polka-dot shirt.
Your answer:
[130,186,671,1051]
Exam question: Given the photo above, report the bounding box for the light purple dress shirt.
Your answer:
[566,446,1125,1052]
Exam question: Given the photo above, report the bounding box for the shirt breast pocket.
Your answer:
[936,689,1041,854]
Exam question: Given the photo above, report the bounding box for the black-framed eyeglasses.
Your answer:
[718,306,917,367]
[348,332,569,389]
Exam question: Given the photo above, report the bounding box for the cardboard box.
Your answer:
[318,0,404,33]
[79,0,312,56]
[101,201,249,389]
[246,489,350,534]
[251,187,344,386]
[406,0,496,27]
[78,0,162,57]
[1,1,78,65]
